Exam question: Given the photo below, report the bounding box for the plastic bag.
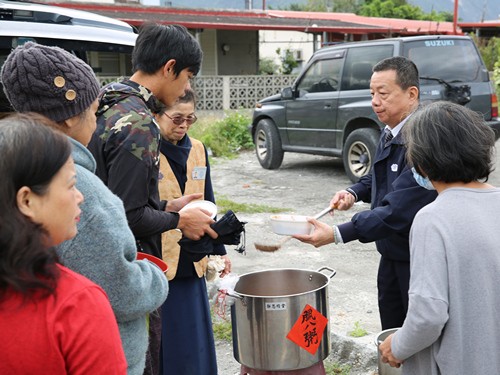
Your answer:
[213,273,240,320]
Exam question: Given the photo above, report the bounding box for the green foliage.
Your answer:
[360,0,452,21]
[272,0,359,12]
[348,321,368,337]
[273,0,451,20]
[330,0,359,13]
[423,10,454,22]
[304,0,328,11]
[216,194,289,214]
[276,47,299,75]
[472,35,500,71]
[471,35,500,98]
[189,111,253,158]
[211,310,232,342]
[324,360,352,375]
[259,57,280,75]
[360,0,421,19]
[494,61,500,99]
[212,320,232,341]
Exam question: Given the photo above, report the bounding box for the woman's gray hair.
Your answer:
[404,101,496,183]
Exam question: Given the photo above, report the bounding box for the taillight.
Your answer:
[492,93,498,118]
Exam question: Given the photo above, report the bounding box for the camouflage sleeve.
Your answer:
[96,98,177,237]
[97,98,160,165]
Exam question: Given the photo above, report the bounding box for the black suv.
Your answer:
[251,35,500,182]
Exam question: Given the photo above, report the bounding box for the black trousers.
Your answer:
[377,257,410,330]
[143,306,162,375]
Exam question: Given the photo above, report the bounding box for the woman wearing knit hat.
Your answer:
[1,42,169,375]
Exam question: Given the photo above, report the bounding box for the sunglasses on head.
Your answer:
[163,112,197,125]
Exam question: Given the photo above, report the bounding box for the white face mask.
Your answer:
[411,167,436,190]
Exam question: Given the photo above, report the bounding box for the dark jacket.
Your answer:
[338,129,437,261]
[88,80,179,259]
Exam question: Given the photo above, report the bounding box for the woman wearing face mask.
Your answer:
[378,101,500,374]
[1,42,168,375]
[0,113,127,374]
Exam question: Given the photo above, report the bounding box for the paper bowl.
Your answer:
[137,252,168,273]
[269,214,313,236]
[182,200,217,219]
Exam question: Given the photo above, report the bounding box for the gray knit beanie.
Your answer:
[1,42,100,122]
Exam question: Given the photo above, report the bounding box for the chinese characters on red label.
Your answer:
[286,304,328,355]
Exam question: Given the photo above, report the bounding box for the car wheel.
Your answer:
[254,119,284,169]
[343,128,380,183]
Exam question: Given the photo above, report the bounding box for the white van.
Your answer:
[0,0,137,113]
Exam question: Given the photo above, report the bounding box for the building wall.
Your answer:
[258,30,315,70]
[217,30,259,75]
[197,29,217,75]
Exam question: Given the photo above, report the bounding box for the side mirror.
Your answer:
[281,87,294,100]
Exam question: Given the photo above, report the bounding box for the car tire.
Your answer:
[254,119,284,169]
[343,128,380,183]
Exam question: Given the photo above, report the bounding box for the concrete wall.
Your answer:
[217,29,259,75]
[198,29,217,75]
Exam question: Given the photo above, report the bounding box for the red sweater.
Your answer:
[0,265,127,374]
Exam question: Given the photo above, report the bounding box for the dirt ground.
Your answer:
[209,149,382,375]
[209,143,500,374]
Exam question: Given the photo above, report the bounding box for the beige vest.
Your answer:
[159,138,208,280]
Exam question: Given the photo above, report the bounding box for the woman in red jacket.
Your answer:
[0,113,127,375]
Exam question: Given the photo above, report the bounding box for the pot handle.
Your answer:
[218,288,244,300]
[316,266,336,279]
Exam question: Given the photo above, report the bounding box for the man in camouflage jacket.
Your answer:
[88,24,217,375]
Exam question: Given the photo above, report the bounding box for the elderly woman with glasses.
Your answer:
[155,89,231,375]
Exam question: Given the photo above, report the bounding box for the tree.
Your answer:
[270,0,359,13]
[276,48,299,74]
[360,0,452,21]
[271,0,452,22]
[471,35,500,71]
[330,0,360,13]
[259,57,280,75]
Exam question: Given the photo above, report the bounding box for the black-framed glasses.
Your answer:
[163,112,197,126]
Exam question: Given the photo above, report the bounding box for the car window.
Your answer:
[341,45,394,90]
[404,39,482,82]
[297,56,343,95]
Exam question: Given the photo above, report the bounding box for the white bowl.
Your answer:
[182,200,217,219]
[269,214,313,236]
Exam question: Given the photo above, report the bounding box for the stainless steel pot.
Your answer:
[374,328,402,375]
[228,267,335,371]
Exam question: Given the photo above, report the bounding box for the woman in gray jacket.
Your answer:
[378,102,500,374]
[1,42,169,375]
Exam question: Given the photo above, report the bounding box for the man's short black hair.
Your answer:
[132,24,203,77]
[373,56,420,94]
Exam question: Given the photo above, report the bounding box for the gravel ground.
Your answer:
[208,149,381,375]
[209,143,500,374]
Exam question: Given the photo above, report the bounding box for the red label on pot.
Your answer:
[286,304,328,355]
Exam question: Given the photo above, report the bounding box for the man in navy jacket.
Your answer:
[295,56,437,330]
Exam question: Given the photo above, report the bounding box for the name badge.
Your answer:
[391,164,398,172]
[192,166,207,180]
